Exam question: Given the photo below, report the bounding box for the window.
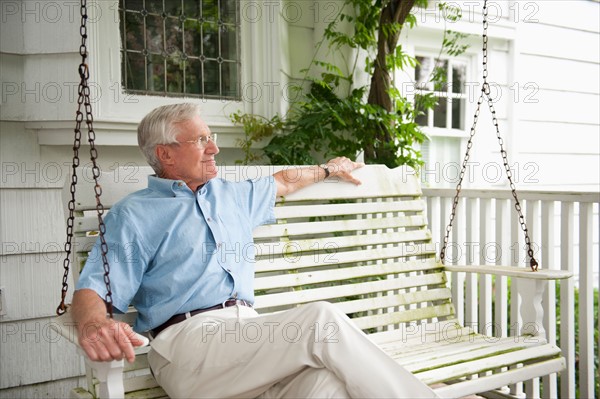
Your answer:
[119,0,241,99]
[413,54,470,187]
[415,56,467,131]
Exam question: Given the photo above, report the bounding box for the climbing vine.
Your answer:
[233,0,465,168]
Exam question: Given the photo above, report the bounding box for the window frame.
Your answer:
[118,0,242,100]
[414,52,472,137]
[88,0,283,128]
[411,50,476,187]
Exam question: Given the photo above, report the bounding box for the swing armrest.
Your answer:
[52,311,150,399]
[443,264,572,280]
[443,264,572,338]
[51,310,150,350]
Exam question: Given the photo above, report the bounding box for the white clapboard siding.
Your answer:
[52,165,571,399]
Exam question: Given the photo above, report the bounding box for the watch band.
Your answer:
[320,164,330,178]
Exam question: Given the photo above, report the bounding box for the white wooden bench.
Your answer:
[53,165,571,399]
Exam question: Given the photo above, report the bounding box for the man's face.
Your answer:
[161,115,220,190]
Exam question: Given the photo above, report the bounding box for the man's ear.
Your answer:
[155,145,175,167]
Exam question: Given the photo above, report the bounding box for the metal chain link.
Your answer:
[57,0,114,317]
[440,0,539,272]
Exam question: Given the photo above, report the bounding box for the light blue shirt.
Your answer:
[76,175,276,332]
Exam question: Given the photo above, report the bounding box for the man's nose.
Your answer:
[207,140,219,154]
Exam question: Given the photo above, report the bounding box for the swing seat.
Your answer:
[53,165,571,399]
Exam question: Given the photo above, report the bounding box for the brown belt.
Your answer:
[151,299,252,338]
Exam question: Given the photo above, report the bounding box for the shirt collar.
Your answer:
[148,175,193,197]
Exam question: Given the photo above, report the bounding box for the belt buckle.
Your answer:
[222,298,235,308]
[222,298,252,308]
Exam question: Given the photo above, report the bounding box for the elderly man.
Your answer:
[72,103,438,398]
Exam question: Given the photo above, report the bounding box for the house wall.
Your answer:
[0,123,82,397]
[279,0,354,109]
[513,1,599,190]
[1,0,598,396]
[1,1,86,394]
[403,0,599,191]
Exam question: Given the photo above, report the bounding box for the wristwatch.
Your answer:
[320,164,330,178]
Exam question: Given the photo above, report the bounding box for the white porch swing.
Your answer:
[51,1,572,398]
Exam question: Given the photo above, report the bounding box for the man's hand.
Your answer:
[323,156,364,185]
[72,289,146,363]
[78,318,145,363]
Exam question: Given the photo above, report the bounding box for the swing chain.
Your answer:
[440,0,539,272]
[57,0,114,317]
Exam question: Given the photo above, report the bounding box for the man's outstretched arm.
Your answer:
[273,156,364,197]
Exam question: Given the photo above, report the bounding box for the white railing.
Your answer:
[423,188,599,399]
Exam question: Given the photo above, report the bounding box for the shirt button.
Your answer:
[177,182,183,187]
[227,268,232,273]
[207,217,211,222]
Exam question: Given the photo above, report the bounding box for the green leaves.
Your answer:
[386,45,418,71]
[231,0,465,170]
[443,30,469,57]
[231,112,284,165]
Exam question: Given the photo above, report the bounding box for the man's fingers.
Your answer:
[81,336,123,362]
[117,323,139,363]
[78,320,138,363]
[338,170,361,185]
[99,324,129,361]
[131,332,150,347]
[80,341,100,361]
[348,161,364,184]
[338,159,363,184]
[347,174,362,185]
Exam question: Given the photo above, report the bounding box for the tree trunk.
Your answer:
[364,0,416,165]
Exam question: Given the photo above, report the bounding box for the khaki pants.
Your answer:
[148,301,438,399]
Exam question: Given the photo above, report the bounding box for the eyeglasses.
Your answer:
[176,134,218,148]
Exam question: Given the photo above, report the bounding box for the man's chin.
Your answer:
[204,164,218,177]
